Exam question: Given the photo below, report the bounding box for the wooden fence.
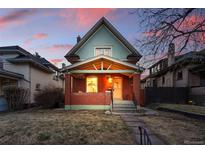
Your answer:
[144,87,189,105]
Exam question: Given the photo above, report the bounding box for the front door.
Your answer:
[113,77,122,100]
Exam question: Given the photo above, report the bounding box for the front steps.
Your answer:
[112,100,137,114]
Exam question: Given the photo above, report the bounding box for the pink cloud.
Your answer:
[46,44,73,52]
[143,31,161,38]
[0,9,36,28]
[178,15,205,31]
[75,8,113,27]
[49,58,65,67]
[32,33,48,39]
[60,8,115,29]
[24,33,48,45]
[49,58,64,65]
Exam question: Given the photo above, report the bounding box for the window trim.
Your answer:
[86,76,98,93]
[94,46,112,57]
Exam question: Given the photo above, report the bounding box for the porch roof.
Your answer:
[0,69,24,80]
[61,55,143,73]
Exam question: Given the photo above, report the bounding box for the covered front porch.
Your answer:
[0,69,24,95]
[62,55,142,110]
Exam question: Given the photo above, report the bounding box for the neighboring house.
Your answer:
[141,43,205,105]
[0,46,64,105]
[62,17,143,110]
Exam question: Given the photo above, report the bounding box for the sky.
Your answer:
[0,8,143,68]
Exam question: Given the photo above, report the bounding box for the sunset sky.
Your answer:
[0,8,143,67]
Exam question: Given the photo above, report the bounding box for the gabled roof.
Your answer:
[61,55,143,72]
[149,49,205,69]
[65,17,141,59]
[145,49,205,79]
[0,46,59,73]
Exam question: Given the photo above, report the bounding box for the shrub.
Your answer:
[3,86,29,111]
[34,86,64,109]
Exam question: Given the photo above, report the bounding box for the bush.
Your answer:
[3,86,29,111]
[34,86,64,109]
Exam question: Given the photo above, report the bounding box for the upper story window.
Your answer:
[177,71,183,80]
[95,46,112,57]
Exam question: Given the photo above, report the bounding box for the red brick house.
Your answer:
[62,17,142,110]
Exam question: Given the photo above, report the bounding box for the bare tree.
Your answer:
[131,8,205,56]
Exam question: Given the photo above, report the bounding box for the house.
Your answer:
[61,17,143,110]
[0,46,64,105]
[141,43,205,105]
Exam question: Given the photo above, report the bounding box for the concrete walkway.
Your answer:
[121,114,166,145]
[110,100,165,144]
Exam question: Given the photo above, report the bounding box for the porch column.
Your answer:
[65,73,71,109]
[133,73,141,106]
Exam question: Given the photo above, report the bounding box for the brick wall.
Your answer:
[67,92,112,105]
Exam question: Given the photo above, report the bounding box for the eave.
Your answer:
[7,58,55,73]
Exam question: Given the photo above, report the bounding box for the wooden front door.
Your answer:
[113,77,122,99]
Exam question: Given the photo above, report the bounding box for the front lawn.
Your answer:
[0,109,135,144]
[137,111,205,144]
[157,104,205,116]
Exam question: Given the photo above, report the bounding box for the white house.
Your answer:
[0,46,64,105]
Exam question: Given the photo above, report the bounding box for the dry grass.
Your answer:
[137,111,205,144]
[0,109,135,145]
[158,104,205,116]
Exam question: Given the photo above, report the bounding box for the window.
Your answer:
[162,76,165,84]
[200,71,205,86]
[53,75,59,81]
[153,79,157,87]
[177,71,183,80]
[36,83,41,91]
[166,78,171,86]
[0,57,3,69]
[95,47,112,56]
[86,77,98,92]
[2,79,17,89]
[146,81,150,87]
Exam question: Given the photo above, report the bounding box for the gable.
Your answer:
[65,17,141,64]
[76,25,132,60]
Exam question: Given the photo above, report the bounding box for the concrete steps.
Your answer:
[112,100,137,113]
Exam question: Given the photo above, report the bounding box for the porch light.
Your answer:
[108,77,113,83]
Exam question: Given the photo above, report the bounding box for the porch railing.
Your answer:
[138,126,152,145]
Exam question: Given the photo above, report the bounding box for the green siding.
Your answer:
[76,25,131,60]
[65,105,111,110]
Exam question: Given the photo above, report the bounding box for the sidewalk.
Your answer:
[121,114,166,145]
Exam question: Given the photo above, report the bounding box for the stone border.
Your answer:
[158,107,205,120]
